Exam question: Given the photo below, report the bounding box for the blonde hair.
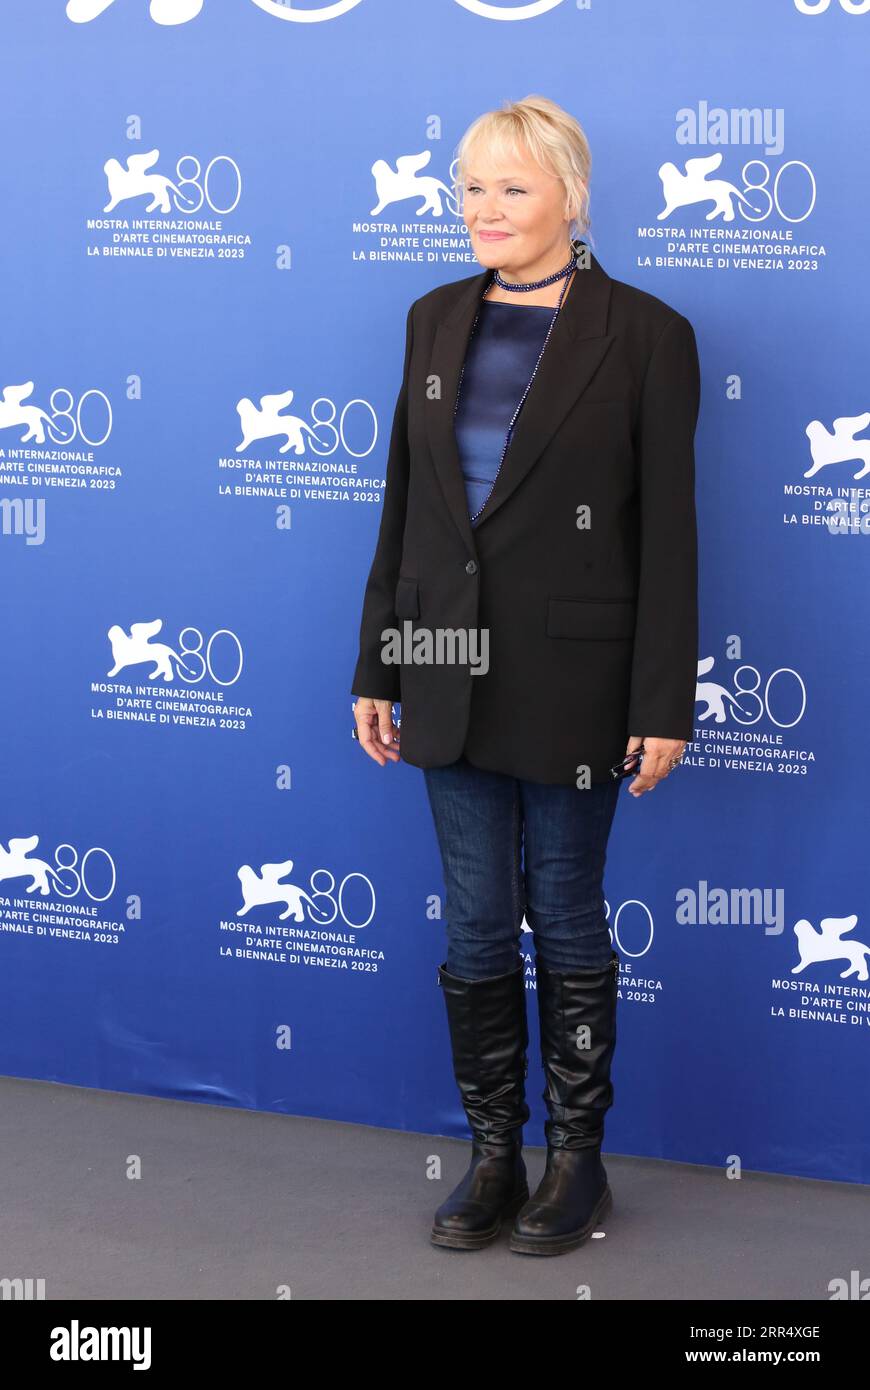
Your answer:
[453,94,593,250]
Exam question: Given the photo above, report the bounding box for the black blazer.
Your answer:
[351,246,701,786]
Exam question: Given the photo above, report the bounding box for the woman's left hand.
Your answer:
[624,735,686,798]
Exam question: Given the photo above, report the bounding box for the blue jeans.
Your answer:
[423,756,622,980]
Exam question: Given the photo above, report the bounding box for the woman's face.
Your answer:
[461,141,575,272]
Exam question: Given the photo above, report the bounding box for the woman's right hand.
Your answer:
[353,697,401,766]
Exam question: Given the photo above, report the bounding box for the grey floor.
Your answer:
[0,1074,866,1301]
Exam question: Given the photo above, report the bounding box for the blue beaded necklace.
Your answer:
[454,247,578,524]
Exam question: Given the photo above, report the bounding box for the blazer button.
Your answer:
[465,560,478,575]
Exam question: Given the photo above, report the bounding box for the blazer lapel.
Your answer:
[424,245,615,553]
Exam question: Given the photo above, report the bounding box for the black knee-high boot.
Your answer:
[510,950,619,1256]
[430,961,531,1250]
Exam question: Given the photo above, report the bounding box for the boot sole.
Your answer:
[509,1184,613,1257]
[430,1187,530,1251]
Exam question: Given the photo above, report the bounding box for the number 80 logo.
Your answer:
[794,0,870,14]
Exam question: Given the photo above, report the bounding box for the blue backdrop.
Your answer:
[2,0,868,1185]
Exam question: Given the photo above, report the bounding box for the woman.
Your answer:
[351,96,700,1257]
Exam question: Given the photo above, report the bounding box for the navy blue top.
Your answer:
[454,300,555,525]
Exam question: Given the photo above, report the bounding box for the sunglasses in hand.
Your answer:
[609,744,646,781]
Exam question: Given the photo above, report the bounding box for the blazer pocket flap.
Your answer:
[394,576,420,619]
[547,596,637,640]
